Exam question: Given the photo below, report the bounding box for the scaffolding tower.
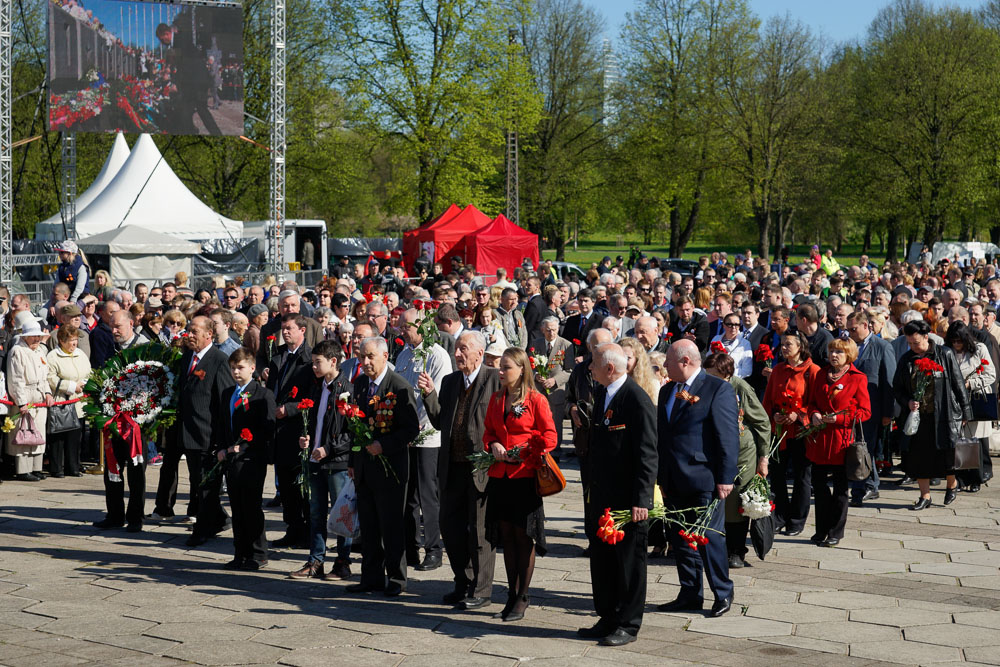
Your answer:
[268,0,286,276]
[60,132,77,239]
[505,27,519,227]
[0,0,12,283]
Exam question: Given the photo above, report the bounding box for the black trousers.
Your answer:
[187,450,228,537]
[405,447,442,558]
[275,460,308,538]
[48,428,82,476]
[439,463,496,599]
[227,458,268,562]
[153,427,189,517]
[356,458,408,589]
[589,515,648,635]
[770,438,812,532]
[104,437,146,525]
[812,463,849,540]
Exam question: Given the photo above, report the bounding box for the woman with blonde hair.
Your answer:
[483,347,558,622]
[92,270,113,302]
[620,338,659,402]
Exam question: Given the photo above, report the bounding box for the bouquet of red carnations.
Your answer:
[903,357,943,435]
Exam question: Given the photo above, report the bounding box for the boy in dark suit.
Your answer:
[288,340,355,581]
[215,348,276,570]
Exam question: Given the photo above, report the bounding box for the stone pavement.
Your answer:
[1,456,999,666]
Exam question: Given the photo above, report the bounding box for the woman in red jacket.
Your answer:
[806,338,871,547]
[762,331,821,536]
[483,347,558,622]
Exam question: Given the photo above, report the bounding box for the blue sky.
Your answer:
[584,0,986,44]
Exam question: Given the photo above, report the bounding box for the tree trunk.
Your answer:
[756,210,770,259]
[862,220,872,253]
[990,224,1000,246]
[668,195,680,257]
[958,216,972,242]
[555,211,566,261]
[886,216,900,263]
[417,153,434,221]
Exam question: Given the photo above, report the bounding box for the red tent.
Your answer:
[402,203,462,272]
[402,204,492,272]
[451,214,539,276]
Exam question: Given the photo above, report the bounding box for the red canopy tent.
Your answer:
[450,214,539,276]
[402,204,492,272]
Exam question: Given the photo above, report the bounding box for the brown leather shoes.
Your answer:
[288,561,325,579]
[324,558,352,580]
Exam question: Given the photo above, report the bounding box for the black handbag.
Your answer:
[953,436,981,471]
[46,403,80,435]
[844,418,873,482]
[969,391,998,422]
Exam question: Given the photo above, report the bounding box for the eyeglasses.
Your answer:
[724,322,741,327]
[224,295,239,301]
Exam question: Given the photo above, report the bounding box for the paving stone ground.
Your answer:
[1,449,999,666]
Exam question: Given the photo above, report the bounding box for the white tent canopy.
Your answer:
[36,132,130,236]
[38,133,243,241]
[77,225,202,282]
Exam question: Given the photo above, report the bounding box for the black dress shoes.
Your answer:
[967,483,981,493]
[911,497,932,511]
[240,559,267,571]
[600,628,637,647]
[728,554,745,569]
[810,533,828,544]
[710,597,733,617]
[126,523,142,533]
[820,537,840,547]
[93,518,124,530]
[416,553,442,571]
[384,582,404,597]
[15,473,41,482]
[899,476,915,485]
[345,583,383,594]
[224,558,245,570]
[657,597,704,612]
[442,589,467,605]
[943,488,958,505]
[782,527,803,537]
[459,597,490,610]
[578,622,616,639]
[849,497,863,508]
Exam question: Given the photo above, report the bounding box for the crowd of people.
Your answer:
[1,239,997,646]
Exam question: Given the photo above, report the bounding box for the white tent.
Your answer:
[35,133,131,239]
[77,225,202,282]
[43,133,243,241]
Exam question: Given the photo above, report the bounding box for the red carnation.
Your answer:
[394,337,404,346]
[754,344,774,362]
[572,338,582,346]
[298,399,315,410]
[266,335,276,342]
[289,386,299,399]
[240,428,253,442]
[413,299,424,310]
[710,341,726,354]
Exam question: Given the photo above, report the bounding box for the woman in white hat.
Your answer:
[6,318,54,481]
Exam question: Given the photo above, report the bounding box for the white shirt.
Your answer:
[603,374,628,412]
[395,343,449,447]
[463,364,481,390]
[710,334,753,379]
[190,342,212,372]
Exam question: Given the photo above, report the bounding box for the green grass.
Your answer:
[541,235,878,268]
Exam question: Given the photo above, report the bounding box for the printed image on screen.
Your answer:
[47,0,244,135]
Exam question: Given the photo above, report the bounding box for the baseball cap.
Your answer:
[54,240,78,254]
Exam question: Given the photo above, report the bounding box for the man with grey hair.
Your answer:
[395,309,451,571]
[420,329,500,610]
[633,316,668,354]
[495,288,527,350]
[602,316,621,341]
[347,335,420,597]
[578,342,657,646]
[530,316,573,461]
[47,302,91,358]
[115,290,135,310]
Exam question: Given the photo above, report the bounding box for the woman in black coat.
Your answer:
[892,320,972,510]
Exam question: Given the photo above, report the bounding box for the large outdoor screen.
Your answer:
[47,0,244,135]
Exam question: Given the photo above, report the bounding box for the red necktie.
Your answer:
[352,361,362,382]
[188,354,199,375]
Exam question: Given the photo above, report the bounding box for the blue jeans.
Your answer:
[308,468,352,564]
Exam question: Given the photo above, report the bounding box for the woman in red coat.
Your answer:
[483,347,558,622]
[806,338,871,547]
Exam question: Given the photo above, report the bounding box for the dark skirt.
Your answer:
[905,411,955,479]
[487,476,547,556]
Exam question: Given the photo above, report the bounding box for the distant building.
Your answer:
[601,38,619,126]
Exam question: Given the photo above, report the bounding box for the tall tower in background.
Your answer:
[601,38,619,126]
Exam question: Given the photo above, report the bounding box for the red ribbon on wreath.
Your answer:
[103,410,144,483]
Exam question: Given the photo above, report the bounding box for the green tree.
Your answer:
[327,0,543,222]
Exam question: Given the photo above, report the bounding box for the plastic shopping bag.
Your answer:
[327,478,361,539]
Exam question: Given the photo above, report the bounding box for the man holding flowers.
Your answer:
[577,342,657,647]
[346,336,420,597]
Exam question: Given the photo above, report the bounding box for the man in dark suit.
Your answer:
[175,316,236,547]
[522,276,547,339]
[577,343,658,647]
[264,313,314,547]
[562,288,602,362]
[255,290,324,371]
[346,336,420,597]
[421,331,500,610]
[656,339,740,617]
[667,297,710,352]
[215,348,276,570]
[847,311,896,506]
[757,284,785,330]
